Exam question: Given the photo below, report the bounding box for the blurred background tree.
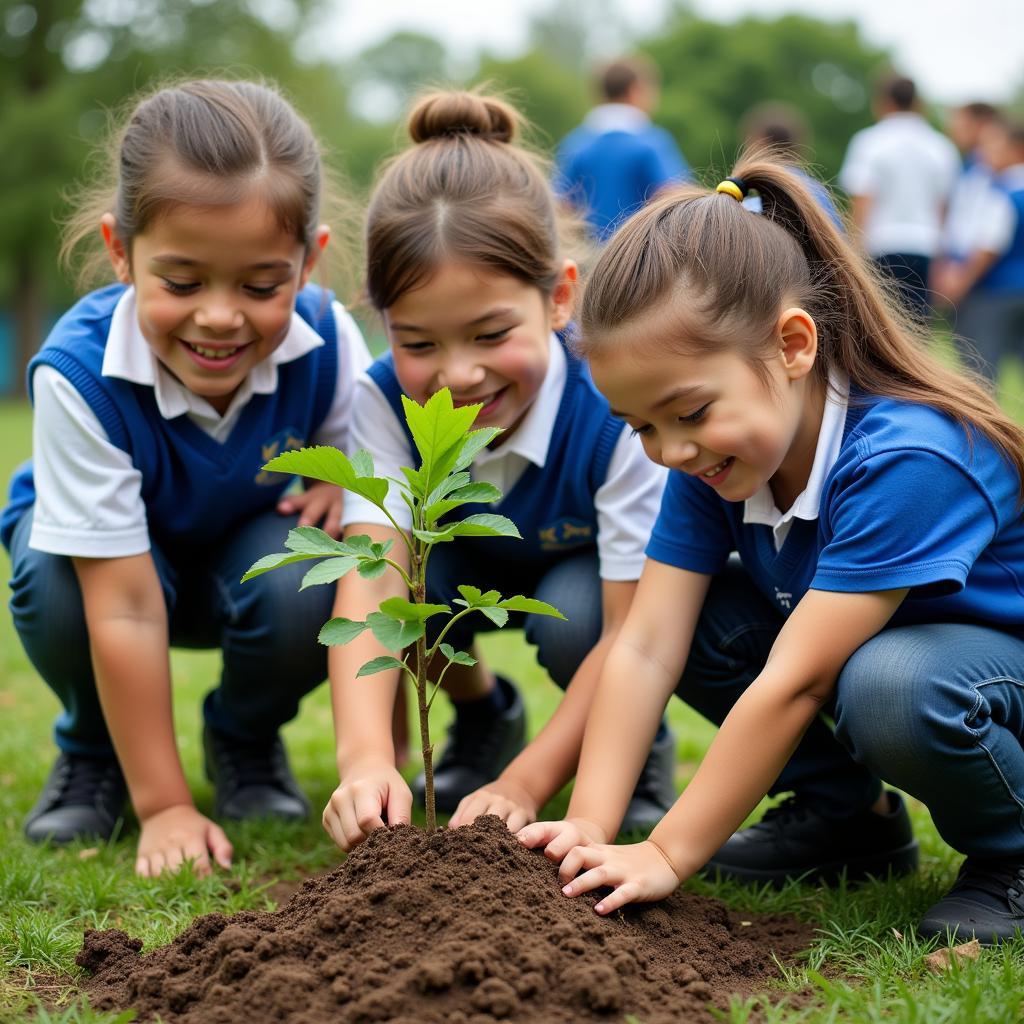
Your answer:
[1,0,899,393]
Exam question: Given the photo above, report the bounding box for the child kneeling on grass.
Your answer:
[1,79,370,876]
[520,159,1024,946]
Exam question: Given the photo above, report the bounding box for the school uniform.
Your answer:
[648,376,1024,858]
[3,282,371,755]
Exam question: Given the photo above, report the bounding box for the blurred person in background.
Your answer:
[840,74,960,319]
[555,55,691,242]
[740,101,843,229]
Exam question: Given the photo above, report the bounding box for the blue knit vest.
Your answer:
[979,183,1024,293]
[366,340,622,568]
[1,282,338,550]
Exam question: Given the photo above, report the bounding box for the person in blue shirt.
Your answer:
[1,80,371,876]
[555,56,691,242]
[321,89,671,853]
[520,159,1024,946]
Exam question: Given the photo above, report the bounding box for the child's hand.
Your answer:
[277,481,344,538]
[136,804,233,878]
[516,816,608,862]
[558,839,683,915]
[322,760,411,852]
[448,778,539,832]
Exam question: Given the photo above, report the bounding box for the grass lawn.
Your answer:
[2,385,1024,1023]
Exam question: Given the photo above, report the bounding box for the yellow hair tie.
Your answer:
[716,179,745,202]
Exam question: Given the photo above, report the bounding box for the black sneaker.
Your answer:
[620,727,677,832]
[918,857,1024,946]
[24,752,127,844]
[703,790,919,885]
[413,676,526,814]
[202,724,309,822]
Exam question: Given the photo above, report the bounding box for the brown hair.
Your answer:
[364,88,580,311]
[62,78,333,288]
[599,56,659,103]
[579,155,1024,495]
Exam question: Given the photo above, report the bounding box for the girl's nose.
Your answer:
[194,296,245,333]
[437,356,486,392]
[662,438,700,470]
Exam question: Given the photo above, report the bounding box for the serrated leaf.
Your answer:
[439,643,477,666]
[318,617,370,646]
[299,556,359,590]
[399,466,424,499]
[412,525,459,544]
[401,389,482,493]
[455,585,503,606]
[446,514,521,539]
[498,595,567,619]
[379,597,451,622]
[356,655,407,677]
[284,525,349,556]
[357,559,388,580]
[424,482,503,523]
[241,550,320,582]
[263,446,389,507]
[476,605,509,628]
[367,611,425,650]
[349,449,375,477]
[453,427,502,472]
[425,471,472,505]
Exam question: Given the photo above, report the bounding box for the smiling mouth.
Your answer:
[450,386,507,410]
[698,457,734,478]
[182,340,249,361]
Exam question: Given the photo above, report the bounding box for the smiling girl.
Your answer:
[1,80,370,876]
[519,158,1024,945]
[321,89,671,851]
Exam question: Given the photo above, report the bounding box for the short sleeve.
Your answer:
[813,449,998,595]
[645,469,732,573]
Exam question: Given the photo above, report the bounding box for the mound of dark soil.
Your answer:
[77,816,811,1022]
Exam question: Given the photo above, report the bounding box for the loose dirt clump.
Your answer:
[77,816,811,1022]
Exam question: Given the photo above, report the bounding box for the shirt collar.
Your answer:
[742,372,850,539]
[473,333,566,470]
[583,103,651,134]
[101,286,325,420]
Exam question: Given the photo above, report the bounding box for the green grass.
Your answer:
[2,384,1024,1024]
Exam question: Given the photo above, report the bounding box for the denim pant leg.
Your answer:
[197,508,334,741]
[674,561,881,814]
[834,623,1024,858]
[7,508,176,756]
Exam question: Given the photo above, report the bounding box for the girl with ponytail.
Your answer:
[520,158,1024,946]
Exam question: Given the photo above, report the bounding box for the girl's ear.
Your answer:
[101,214,132,285]
[777,307,817,381]
[299,226,330,288]
[548,259,579,332]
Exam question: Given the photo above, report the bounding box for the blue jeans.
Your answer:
[678,562,1024,857]
[8,507,334,756]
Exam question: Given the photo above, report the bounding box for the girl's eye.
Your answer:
[629,424,653,438]
[246,284,281,298]
[161,279,198,295]
[400,341,435,353]
[680,404,710,424]
[477,328,510,343]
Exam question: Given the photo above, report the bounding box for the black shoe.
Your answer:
[24,752,127,844]
[202,725,309,822]
[620,727,677,832]
[918,857,1024,946]
[413,676,526,814]
[703,790,919,886]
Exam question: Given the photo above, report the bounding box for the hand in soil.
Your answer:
[516,816,608,861]
[322,761,412,851]
[136,804,232,877]
[275,481,345,538]
[558,839,683,914]
[448,776,539,831]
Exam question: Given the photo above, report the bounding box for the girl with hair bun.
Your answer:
[2,79,371,876]
[322,89,671,851]
[520,160,1024,946]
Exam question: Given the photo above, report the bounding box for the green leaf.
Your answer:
[318,617,370,646]
[357,559,388,580]
[399,466,424,500]
[241,550,319,582]
[498,595,567,619]
[453,427,502,472]
[401,389,482,493]
[454,585,502,607]
[284,526,349,556]
[476,605,509,628]
[367,612,426,650]
[439,643,477,666]
[412,525,459,544]
[299,556,360,590]
[446,514,521,539]
[263,446,389,507]
[425,471,472,505]
[424,481,503,523]
[379,597,451,622]
[349,449,375,478]
[356,655,407,677]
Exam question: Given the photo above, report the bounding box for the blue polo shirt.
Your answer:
[647,393,1024,632]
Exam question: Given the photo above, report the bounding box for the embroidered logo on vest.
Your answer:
[254,427,306,486]
[774,587,793,610]
[539,517,594,551]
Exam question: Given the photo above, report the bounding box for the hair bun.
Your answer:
[408,90,519,145]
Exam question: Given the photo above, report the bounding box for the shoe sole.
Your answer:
[703,838,920,887]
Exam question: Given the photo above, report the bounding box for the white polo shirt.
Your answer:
[342,336,668,582]
[839,112,960,257]
[29,287,371,558]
